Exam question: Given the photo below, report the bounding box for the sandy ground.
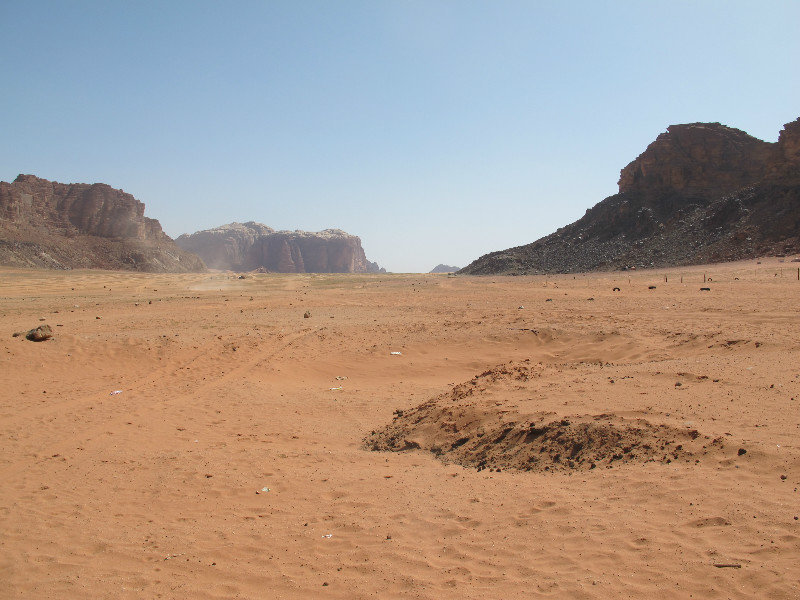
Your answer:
[1,259,799,599]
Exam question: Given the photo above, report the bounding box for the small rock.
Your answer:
[738,448,747,456]
[303,311,311,318]
[25,324,53,342]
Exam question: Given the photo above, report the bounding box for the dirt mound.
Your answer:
[365,362,731,472]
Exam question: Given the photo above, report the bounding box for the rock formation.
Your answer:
[0,175,205,272]
[430,264,460,273]
[460,118,800,274]
[176,222,385,273]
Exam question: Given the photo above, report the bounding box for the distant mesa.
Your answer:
[0,175,204,272]
[460,117,800,274]
[175,221,386,273]
[430,264,460,273]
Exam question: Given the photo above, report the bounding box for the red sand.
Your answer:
[1,259,798,598]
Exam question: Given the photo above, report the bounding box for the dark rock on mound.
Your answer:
[0,175,205,272]
[460,118,800,274]
[176,222,385,273]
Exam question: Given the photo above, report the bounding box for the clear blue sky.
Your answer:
[2,1,798,272]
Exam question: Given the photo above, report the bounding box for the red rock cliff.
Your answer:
[175,222,384,273]
[617,123,774,199]
[0,175,205,271]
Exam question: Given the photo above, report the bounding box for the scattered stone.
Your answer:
[738,448,747,456]
[25,324,53,342]
[303,311,311,318]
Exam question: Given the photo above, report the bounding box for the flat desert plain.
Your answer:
[1,259,799,599]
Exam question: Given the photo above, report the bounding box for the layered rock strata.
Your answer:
[176,222,385,273]
[0,175,204,271]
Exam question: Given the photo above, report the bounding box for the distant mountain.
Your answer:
[0,175,205,272]
[460,117,800,274]
[430,264,459,273]
[176,222,385,273]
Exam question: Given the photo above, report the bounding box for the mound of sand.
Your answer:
[366,360,738,472]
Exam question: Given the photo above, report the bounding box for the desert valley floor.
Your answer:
[1,260,799,599]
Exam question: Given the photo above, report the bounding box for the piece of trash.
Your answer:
[329,387,343,391]
[335,376,347,381]
[110,390,122,395]
[518,305,524,309]
[713,563,741,568]
[256,487,270,494]
[322,534,332,538]
[390,352,402,355]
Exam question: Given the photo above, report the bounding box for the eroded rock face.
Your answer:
[617,123,773,199]
[461,117,800,275]
[0,175,205,272]
[176,222,385,273]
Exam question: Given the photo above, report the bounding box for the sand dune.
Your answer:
[1,260,799,598]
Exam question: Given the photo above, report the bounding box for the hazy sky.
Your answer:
[2,1,798,272]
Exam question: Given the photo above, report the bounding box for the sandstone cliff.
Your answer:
[176,222,385,273]
[0,175,205,271]
[460,117,800,275]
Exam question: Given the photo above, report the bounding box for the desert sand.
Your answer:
[1,259,798,599]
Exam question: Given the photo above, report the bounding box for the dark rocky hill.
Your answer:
[176,222,385,273]
[0,175,205,271]
[460,118,800,275]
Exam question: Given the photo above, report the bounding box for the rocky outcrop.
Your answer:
[0,175,205,272]
[176,222,385,273]
[617,122,773,199]
[430,264,459,273]
[460,118,800,275]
